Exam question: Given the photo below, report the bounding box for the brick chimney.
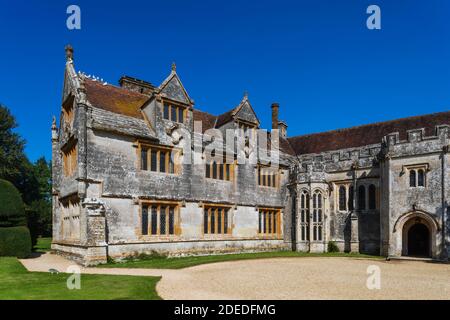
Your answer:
[271,102,279,130]
[271,103,287,138]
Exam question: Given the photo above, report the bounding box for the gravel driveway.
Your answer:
[157,257,450,300]
[20,254,450,300]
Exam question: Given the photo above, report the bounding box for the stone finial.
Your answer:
[171,62,176,72]
[243,91,248,99]
[51,115,58,142]
[65,44,74,62]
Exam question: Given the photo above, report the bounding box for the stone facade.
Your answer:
[52,47,450,265]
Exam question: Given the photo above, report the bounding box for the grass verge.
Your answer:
[0,257,161,300]
[99,251,383,269]
[34,237,52,253]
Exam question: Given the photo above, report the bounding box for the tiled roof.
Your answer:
[84,78,450,156]
[85,79,148,119]
[215,109,235,128]
[287,111,450,155]
[192,109,217,133]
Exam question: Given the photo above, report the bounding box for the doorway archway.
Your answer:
[406,223,430,257]
[392,210,439,259]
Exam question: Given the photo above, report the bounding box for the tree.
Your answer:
[0,104,53,240]
[0,104,40,204]
[0,179,26,227]
[29,157,52,237]
[0,105,27,184]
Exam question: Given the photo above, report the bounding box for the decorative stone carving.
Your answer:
[82,198,106,216]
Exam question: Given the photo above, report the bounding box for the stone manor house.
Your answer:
[52,46,450,265]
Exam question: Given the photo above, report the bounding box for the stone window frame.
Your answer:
[299,190,310,241]
[139,200,181,239]
[137,142,182,175]
[298,188,325,242]
[61,138,78,177]
[236,119,257,140]
[258,207,282,239]
[356,182,379,213]
[358,185,366,210]
[59,194,81,241]
[257,164,280,189]
[202,204,234,238]
[368,184,377,210]
[311,190,324,242]
[62,94,75,128]
[205,159,234,182]
[162,99,187,124]
[403,163,429,188]
[334,182,352,213]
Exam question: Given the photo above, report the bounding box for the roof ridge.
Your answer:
[288,109,450,141]
[85,78,148,98]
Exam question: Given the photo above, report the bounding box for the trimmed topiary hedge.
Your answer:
[0,226,32,258]
[0,179,26,227]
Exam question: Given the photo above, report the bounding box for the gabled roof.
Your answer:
[81,68,450,158]
[216,94,259,128]
[287,110,450,155]
[156,66,194,105]
[193,109,217,133]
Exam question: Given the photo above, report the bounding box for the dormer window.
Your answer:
[163,101,185,123]
[237,121,256,139]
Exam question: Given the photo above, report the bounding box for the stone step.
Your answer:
[387,255,435,262]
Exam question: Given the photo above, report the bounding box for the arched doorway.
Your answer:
[393,210,439,259]
[407,223,430,257]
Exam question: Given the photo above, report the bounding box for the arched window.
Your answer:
[348,186,354,211]
[299,191,310,241]
[409,170,416,187]
[368,184,376,210]
[312,190,323,241]
[358,185,366,210]
[339,186,346,211]
[417,169,425,187]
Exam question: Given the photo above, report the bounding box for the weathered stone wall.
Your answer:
[52,60,449,265]
[381,128,450,259]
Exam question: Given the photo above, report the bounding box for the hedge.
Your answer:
[0,226,32,258]
[327,240,340,253]
[0,179,26,227]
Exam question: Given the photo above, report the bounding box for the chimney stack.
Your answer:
[119,76,155,95]
[271,102,279,130]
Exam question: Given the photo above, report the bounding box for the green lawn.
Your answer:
[100,251,383,269]
[34,237,52,253]
[0,257,161,300]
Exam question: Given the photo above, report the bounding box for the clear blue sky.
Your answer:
[1,0,449,161]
